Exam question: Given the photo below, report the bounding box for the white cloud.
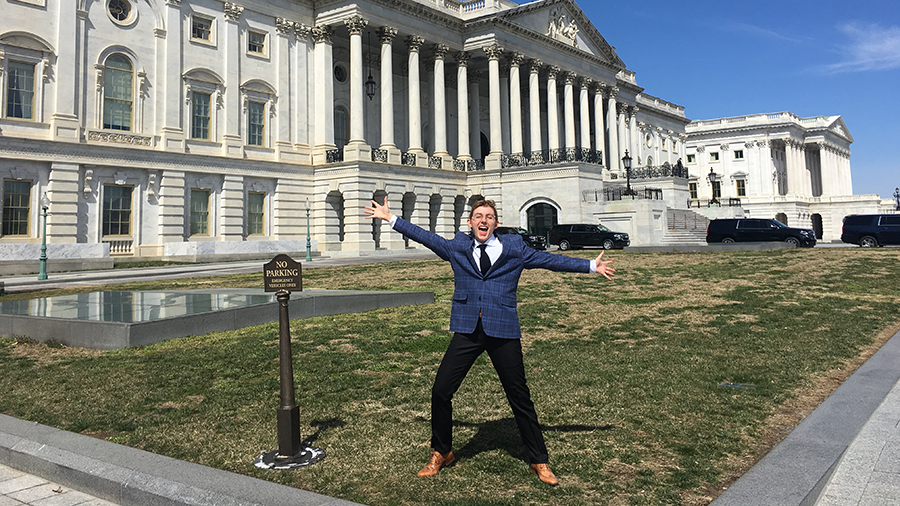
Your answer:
[820,22,900,74]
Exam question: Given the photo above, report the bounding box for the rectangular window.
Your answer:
[689,182,698,200]
[6,61,35,120]
[190,188,210,236]
[1,179,31,236]
[686,154,696,163]
[248,192,265,235]
[191,92,211,140]
[712,181,722,199]
[247,101,265,146]
[734,150,744,160]
[736,179,746,197]
[248,31,266,54]
[102,185,133,236]
[103,60,133,131]
[191,16,212,41]
[710,152,719,161]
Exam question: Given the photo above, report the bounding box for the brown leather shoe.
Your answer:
[530,463,559,486]
[417,451,455,477]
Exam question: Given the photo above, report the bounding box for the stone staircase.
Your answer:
[661,208,710,245]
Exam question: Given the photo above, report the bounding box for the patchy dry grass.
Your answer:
[1,247,899,505]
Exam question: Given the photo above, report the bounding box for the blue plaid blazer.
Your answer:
[394,218,592,339]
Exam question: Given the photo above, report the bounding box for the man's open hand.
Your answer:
[364,199,393,222]
[594,251,615,280]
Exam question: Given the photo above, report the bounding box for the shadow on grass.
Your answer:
[414,417,615,462]
[304,418,347,444]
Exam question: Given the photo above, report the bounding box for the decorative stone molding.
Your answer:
[529,58,543,73]
[483,43,503,60]
[507,51,524,67]
[546,65,560,78]
[147,172,158,200]
[377,26,398,44]
[720,144,729,151]
[696,145,706,153]
[311,26,333,44]
[580,76,592,89]
[406,35,425,51]
[455,51,470,67]
[165,0,181,5]
[42,57,50,82]
[564,71,576,84]
[608,86,619,99]
[276,18,295,35]
[344,15,367,35]
[82,169,93,198]
[87,131,153,147]
[432,43,450,59]
[294,23,310,39]
[94,64,104,91]
[223,3,243,22]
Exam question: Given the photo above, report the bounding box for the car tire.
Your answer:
[785,237,800,247]
[602,239,614,250]
[722,237,736,244]
[859,236,878,248]
[559,240,571,251]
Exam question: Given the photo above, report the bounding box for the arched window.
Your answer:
[775,212,788,226]
[103,54,133,131]
[526,203,558,237]
[334,106,349,149]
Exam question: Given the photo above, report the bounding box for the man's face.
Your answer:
[467,205,498,243]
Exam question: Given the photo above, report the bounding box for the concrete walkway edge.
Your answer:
[710,328,900,505]
[0,414,364,506]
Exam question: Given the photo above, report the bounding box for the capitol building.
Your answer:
[0,0,892,271]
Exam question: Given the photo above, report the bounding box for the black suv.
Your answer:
[706,218,816,247]
[495,226,547,250]
[841,214,900,247]
[549,224,630,250]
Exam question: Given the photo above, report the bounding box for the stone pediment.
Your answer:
[182,68,224,85]
[0,31,54,53]
[497,0,624,68]
[825,116,853,143]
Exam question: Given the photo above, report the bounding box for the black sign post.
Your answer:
[254,254,324,470]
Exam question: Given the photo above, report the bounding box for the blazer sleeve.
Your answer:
[521,244,592,273]
[392,217,455,261]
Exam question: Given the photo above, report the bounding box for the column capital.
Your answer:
[546,65,560,78]
[223,2,243,22]
[344,15,368,35]
[378,26,398,44]
[294,23,310,39]
[468,70,482,83]
[455,51,471,67]
[483,43,504,60]
[529,58,543,73]
[276,18,295,36]
[165,0,181,5]
[507,51,525,67]
[580,76,593,89]
[564,71,577,84]
[406,35,426,51]
[608,85,619,99]
[311,25,333,44]
[432,43,451,59]
[630,105,639,117]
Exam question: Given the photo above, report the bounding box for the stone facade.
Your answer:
[0,0,694,264]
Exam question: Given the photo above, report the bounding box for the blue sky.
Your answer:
[570,0,900,199]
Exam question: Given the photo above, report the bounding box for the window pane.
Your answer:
[248,192,264,235]
[104,55,133,131]
[6,62,35,120]
[102,185,132,236]
[248,32,265,53]
[191,189,210,236]
[247,101,265,146]
[2,180,31,236]
[192,18,211,40]
[191,92,210,139]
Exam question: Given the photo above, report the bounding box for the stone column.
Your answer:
[273,179,305,240]
[342,185,376,252]
[593,83,606,164]
[157,0,185,151]
[508,52,524,157]
[432,44,451,163]
[468,71,482,160]
[437,192,456,238]
[378,26,401,163]
[484,44,504,168]
[500,63,510,156]
[607,86,619,170]
[578,78,591,157]
[45,163,80,244]
[546,65,560,160]
[219,175,244,240]
[456,52,471,160]
[311,26,335,164]
[157,170,186,244]
[274,19,294,160]
[406,35,427,166]
[563,71,576,158]
[344,16,370,161]
[50,1,81,141]
[528,59,543,162]
[630,107,640,164]
[221,3,244,157]
[292,23,311,156]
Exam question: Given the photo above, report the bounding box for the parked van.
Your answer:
[706,219,816,247]
[841,214,900,247]
[549,224,630,250]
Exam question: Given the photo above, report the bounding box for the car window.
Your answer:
[770,220,787,228]
[595,225,610,232]
[572,225,587,232]
[738,219,765,229]
[881,216,900,226]
[515,228,529,235]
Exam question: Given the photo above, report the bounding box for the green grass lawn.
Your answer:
[2,248,899,505]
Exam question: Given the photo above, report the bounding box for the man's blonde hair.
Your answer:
[468,199,497,220]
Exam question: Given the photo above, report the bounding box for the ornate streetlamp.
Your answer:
[894,187,899,210]
[708,168,720,205]
[305,198,312,262]
[37,192,50,280]
[365,32,376,100]
[622,150,635,196]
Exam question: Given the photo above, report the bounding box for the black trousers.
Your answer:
[430,319,549,464]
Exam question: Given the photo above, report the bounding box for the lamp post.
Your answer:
[708,168,720,206]
[622,150,635,196]
[894,187,899,211]
[305,198,312,262]
[37,192,49,280]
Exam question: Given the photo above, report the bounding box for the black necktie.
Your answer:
[478,244,491,276]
